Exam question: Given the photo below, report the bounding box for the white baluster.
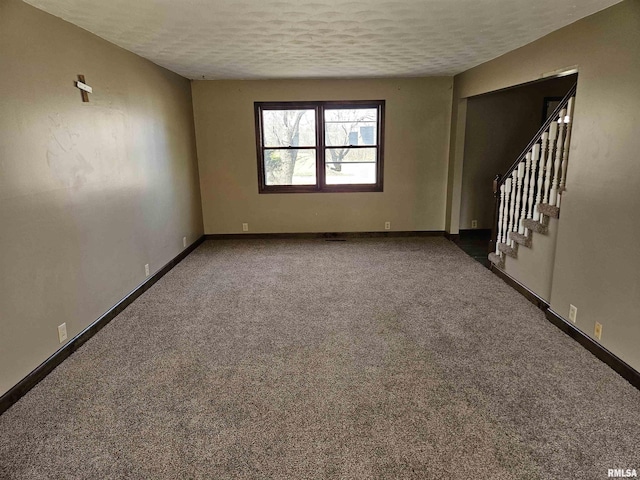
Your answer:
[534,133,548,221]
[542,122,558,206]
[502,178,512,246]
[549,108,567,207]
[519,153,531,234]
[507,171,517,246]
[512,164,524,247]
[558,97,575,206]
[496,184,505,254]
[528,143,540,221]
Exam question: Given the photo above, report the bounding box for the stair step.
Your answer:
[509,231,532,247]
[488,252,504,268]
[497,242,518,258]
[538,203,560,218]
[522,218,548,234]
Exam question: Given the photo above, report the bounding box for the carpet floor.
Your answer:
[1,237,638,479]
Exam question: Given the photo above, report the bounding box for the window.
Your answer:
[255,100,385,193]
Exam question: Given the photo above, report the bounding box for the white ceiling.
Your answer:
[24,0,621,80]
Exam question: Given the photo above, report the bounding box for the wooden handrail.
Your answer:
[490,83,577,263]
[497,83,577,188]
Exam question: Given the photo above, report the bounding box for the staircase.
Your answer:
[489,84,576,270]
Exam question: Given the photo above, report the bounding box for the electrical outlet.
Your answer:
[57,323,67,343]
[183,236,187,248]
[144,264,150,277]
[471,220,478,229]
[384,221,391,230]
[242,223,249,232]
[569,304,577,323]
[594,322,603,340]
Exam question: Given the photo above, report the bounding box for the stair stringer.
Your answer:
[498,216,560,302]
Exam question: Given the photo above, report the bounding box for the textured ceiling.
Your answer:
[24,0,621,80]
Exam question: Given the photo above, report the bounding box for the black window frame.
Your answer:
[255,100,385,194]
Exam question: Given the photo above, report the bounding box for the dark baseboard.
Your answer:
[490,264,550,310]
[489,264,640,390]
[0,235,205,416]
[444,232,460,243]
[545,309,640,390]
[205,231,445,240]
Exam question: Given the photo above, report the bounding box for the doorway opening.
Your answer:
[457,73,578,266]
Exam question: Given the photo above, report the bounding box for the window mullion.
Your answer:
[377,103,385,190]
[317,105,325,191]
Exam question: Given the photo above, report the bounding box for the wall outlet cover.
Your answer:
[594,322,603,340]
[471,220,478,229]
[384,221,391,230]
[183,236,187,248]
[57,323,68,343]
[569,304,577,323]
[145,264,150,277]
[242,223,249,232]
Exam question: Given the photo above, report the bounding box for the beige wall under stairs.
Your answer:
[503,217,559,302]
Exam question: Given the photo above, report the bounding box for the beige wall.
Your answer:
[192,78,452,234]
[0,0,203,396]
[450,0,640,371]
[504,218,559,302]
[460,75,576,230]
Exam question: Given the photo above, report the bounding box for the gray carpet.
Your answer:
[1,237,638,479]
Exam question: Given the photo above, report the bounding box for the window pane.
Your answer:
[325,147,377,185]
[263,110,316,147]
[264,149,316,186]
[324,108,378,147]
